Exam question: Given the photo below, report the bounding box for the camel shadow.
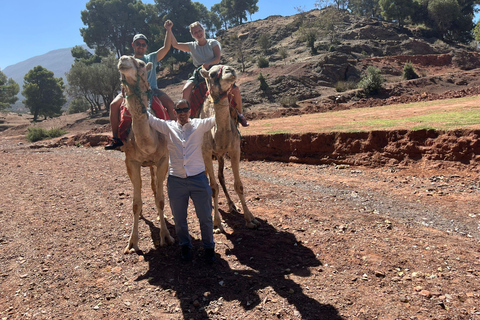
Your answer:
[136,211,343,320]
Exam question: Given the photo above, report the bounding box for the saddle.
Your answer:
[118,95,170,141]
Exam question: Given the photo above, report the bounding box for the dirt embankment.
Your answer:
[241,130,480,168]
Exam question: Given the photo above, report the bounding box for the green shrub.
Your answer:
[304,29,317,55]
[328,45,336,52]
[403,62,419,80]
[68,98,90,114]
[257,56,269,68]
[279,96,299,107]
[47,128,67,139]
[358,66,384,95]
[258,72,269,91]
[335,80,357,92]
[26,128,47,142]
[258,34,270,53]
[278,47,288,63]
[26,127,66,142]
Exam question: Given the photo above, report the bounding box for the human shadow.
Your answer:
[136,211,343,320]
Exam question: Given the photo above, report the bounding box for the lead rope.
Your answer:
[122,74,152,114]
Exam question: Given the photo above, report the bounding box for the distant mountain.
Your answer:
[3,45,92,112]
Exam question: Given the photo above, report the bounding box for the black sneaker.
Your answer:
[180,245,192,262]
[105,138,123,150]
[204,248,216,265]
[238,114,249,127]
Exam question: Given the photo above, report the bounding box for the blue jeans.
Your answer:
[167,172,214,249]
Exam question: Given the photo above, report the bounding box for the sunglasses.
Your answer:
[135,42,147,48]
[175,107,190,113]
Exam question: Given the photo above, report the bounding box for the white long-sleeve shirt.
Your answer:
[148,113,215,178]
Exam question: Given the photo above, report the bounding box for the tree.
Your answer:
[80,0,152,57]
[427,0,466,41]
[66,55,120,114]
[347,0,381,17]
[379,0,415,25]
[22,66,66,121]
[0,71,20,111]
[212,0,259,27]
[155,0,202,42]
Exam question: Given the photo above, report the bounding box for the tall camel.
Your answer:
[117,55,174,254]
[199,65,260,230]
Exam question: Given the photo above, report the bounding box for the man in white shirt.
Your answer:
[148,99,216,264]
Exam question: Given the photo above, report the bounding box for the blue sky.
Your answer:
[0,0,317,70]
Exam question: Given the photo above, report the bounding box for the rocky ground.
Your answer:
[2,79,480,320]
[2,13,480,318]
[1,127,480,320]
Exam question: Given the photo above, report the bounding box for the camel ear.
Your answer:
[199,68,209,79]
[146,62,153,72]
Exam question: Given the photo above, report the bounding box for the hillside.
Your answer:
[158,9,480,118]
[2,45,92,112]
[1,10,480,320]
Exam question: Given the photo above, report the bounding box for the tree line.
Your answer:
[0,0,259,121]
[1,0,480,120]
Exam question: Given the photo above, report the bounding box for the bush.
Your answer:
[258,34,270,53]
[335,80,357,92]
[258,72,269,91]
[257,56,269,68]
[403,62,419,80]
[358,66,384,95]
[26,127,66,142]
[279,96,299,107]
[68,98,90,114]
[278,47,288,63]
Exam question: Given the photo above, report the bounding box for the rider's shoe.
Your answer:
[238,114,249,127]
[105,138,123,150]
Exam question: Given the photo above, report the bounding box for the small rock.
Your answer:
[419,290,431,298]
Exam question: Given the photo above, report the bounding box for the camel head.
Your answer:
[200,65,237,102]
[117,55,152,89]
[117,55,153,114]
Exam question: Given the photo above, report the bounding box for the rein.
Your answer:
[212,66,231,104]
[122,74,152,114]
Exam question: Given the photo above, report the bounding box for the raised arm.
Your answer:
[169,27,191,53]
[155,20,173,62]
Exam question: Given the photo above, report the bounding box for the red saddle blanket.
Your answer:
[190,81,208,117]
[189,82,238,118]
[118,95,170,141]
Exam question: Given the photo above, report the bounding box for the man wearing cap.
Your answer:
[147,99,216,264]
[105,20,176,149]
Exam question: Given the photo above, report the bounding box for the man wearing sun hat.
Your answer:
[105,20,176,149]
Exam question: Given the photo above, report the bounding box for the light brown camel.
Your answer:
[199,65,260,230]
[117,55,174,254]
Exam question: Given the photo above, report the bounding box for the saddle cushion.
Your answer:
[118,95,170,141]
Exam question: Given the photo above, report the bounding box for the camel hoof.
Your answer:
[167,235,175,245]
[124,246,137,254]
[214,223,226,233]
[246,219,260,229]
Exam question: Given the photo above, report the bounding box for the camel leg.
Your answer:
[218,156,236,212]
[204,152,223,232]
[229,149,260,228]
[153,160,175,246]
[124,160,143,254]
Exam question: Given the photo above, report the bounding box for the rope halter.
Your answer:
[121,73,152,114]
